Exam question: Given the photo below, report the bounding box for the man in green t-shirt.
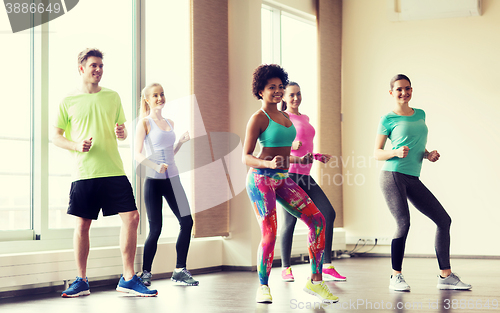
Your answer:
[53,48,157,298]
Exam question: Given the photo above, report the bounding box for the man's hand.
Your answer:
[115,123,125,139]
[75,137,92,152]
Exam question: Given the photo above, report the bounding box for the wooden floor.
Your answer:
[0,256,497,313]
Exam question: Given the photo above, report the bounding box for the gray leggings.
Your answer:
[380,171,452,271]
[280,173,336,266]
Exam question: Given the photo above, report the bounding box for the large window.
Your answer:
[0,0,192,247]
[261,4,318,233]
[261,5,318,127]
[143,0,192,239]
[0,18,32,233]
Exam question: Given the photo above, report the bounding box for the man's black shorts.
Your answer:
[68,176,137,220]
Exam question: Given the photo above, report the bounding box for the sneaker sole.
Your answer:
[389,285,411,292]
[323,274,346,281]
[282,278,295,282]
[303,287,339,303]
[61,290,90,298]
[256,296,272,303]
[116,286,158,297]
[437,284,472,290]
[171,278,199,286]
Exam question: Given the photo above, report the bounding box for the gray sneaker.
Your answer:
[437,273,471,290]
[139,270,152,286]
[389,273,411,291]
[171,268,199,286]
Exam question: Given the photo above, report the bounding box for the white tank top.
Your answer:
[144,117,179,179]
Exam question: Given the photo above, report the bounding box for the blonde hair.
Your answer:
[140,83,163,118]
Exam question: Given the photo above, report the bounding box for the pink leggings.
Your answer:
[246,168,325,285]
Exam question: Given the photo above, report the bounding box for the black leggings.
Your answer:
[142,176,193,271]
[280,173,336,266]
[380,171,452,271]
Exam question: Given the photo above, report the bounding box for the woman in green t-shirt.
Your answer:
[374,74,471,292]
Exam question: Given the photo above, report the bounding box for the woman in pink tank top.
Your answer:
[279,82,346,283]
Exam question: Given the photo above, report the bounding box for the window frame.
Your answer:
[261,2,316,64]
[0,0,141,249]
[0,22,36,241]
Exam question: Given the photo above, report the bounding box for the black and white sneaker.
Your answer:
[171,268,199,286]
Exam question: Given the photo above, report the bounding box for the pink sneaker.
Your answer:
[282,267,295,282]
[323,265,346,281]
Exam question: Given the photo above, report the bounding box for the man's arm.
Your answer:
[53,127,92,152]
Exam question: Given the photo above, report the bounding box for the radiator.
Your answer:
[0,239,223,293]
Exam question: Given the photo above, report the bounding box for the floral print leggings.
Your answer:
[246,168,325,285]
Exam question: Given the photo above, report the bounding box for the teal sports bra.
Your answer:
[258,109,297,148]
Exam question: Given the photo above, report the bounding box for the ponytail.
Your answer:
[140,90,150,118]
[281,100,287,112]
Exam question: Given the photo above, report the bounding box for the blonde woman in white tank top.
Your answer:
[134,83,198,287]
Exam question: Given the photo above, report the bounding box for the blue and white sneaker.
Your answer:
[116,275,158,297]
[61,277,90,298]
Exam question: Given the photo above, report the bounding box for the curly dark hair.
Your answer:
[252,64,289,100]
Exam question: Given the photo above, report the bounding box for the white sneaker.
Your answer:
[256,285,272,303]
[437,273,471,290]
[389,273,410,291]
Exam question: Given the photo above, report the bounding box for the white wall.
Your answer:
[342,0,500,256]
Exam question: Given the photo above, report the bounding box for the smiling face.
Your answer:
[390,79,412,105]
[79,56,103,85]
[284,84,301,110]
[259,77,284,104]
[145,85,165,109]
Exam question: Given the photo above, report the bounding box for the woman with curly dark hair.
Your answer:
[243,64,338,304]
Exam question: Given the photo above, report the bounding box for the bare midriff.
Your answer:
[257,146,292,170]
